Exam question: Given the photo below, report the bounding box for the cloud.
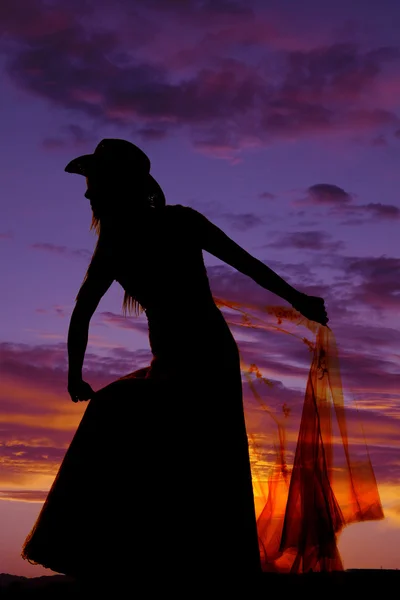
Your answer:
[363,203,400,219]
[0,0,78,39]
[334,201,400,224]
[137,127,169,141]
[265,230,345,252]
[221,212,263,231]
[371,134,387,146]
[96,311,149,336]
[42,123,96,150]
[197,0,252,16]
[0,490,48,502]
[282,44,400,104]
[1,2,400,158]
[337,255,400,312]
[34,305,69,319]
[31,242,92,261]
[296,185,400,223]
[259,192,276,200]
[127,0,252,17]
[41,137,65,150]
[306,184,353,205]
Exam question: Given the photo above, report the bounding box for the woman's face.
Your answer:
[84,174,110,219]
[85,175,102,201]
[85,171,130,200]
[84,171,149,219]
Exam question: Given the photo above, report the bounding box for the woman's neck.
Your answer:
[100,206,155,231]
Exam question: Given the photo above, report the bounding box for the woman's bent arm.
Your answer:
[67,309,90,381]
[67,272,113,381]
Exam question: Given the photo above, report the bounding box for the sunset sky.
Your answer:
[1,0,400,577]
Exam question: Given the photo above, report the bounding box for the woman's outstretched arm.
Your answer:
[190,208,301,304]
[188,208,329,325]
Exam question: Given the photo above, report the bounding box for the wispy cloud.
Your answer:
[0,490,48,503]
[336,255,400,312]
[0,231,13,239]
[30,242,92,260]
[265,230,345,252]
[221,212,264,231]
[363,203,400,219]
[42,123,97,150]
[95,311,149,335]
[259,192,276,200]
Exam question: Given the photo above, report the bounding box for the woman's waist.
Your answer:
[147,303,228,333]
[147,306,237,355]
[147,333,240,381]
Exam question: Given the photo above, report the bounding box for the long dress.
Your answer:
[21,205,262,581]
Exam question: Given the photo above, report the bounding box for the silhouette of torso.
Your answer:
[99,204,238,372]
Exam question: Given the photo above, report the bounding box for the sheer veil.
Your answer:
[215,297,384,573]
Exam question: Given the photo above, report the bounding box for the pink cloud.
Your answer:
[95,311,149,336]
[34,306,68,318]
[0,490,48,502]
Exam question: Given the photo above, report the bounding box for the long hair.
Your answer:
[80,174,166,316]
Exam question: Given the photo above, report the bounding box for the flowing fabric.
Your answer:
[215,298,384,573]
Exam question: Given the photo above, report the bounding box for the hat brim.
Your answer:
[65,155,161,199]
[64,154,96,176]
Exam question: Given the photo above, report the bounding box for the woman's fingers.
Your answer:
[294,295,329,325]
[68,380,94,402]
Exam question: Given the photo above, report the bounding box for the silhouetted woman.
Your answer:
[22,139,328,587]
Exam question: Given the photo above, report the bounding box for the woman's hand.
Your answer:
[67,377,94,403]
[291,292,329,326]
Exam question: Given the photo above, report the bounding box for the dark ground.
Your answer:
[1,570,399,598]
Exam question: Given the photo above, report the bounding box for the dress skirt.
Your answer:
[22,356,261,581]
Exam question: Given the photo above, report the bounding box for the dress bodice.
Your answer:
[91,205,230,361]
[114,205,215,313]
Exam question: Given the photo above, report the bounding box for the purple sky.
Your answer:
[1,0,400,577]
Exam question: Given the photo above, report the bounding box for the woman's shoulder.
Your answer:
[164,205,211,238]
[164,204,203,221]
[161,205,206,239]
